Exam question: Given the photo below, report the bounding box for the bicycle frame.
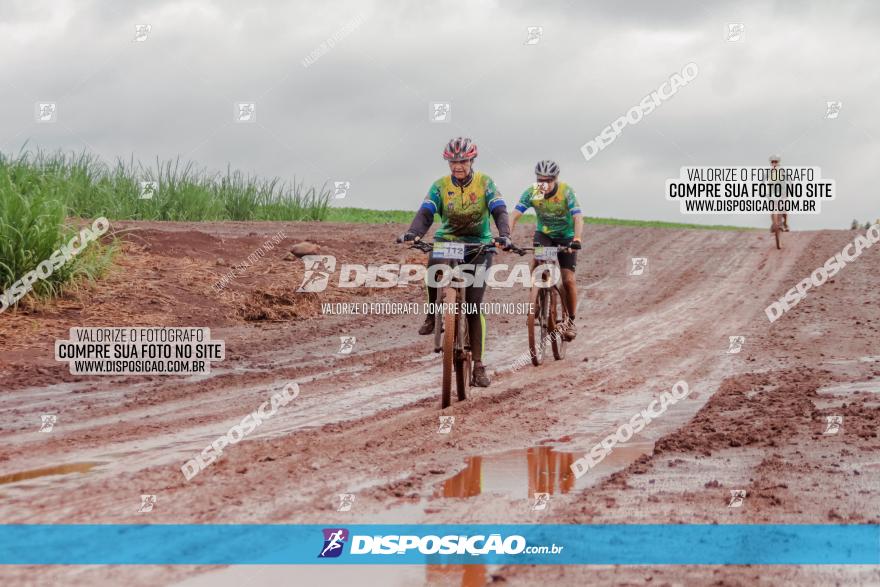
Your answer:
[419,243,494,347]
[513,244,573,364]
[519,245,573,324]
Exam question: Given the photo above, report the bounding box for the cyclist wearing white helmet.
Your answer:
[398,137,512,387]
[511,159,583,341]
[768,154,789,232]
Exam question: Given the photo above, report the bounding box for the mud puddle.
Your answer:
[431,376,717,503]
[435,442,653,501]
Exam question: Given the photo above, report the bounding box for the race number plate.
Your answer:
[534,246,558,261]
[433,242,465,260]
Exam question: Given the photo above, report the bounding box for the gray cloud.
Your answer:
[1,0,877,229]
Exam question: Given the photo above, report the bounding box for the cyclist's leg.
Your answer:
[553,236,578,339]
[465,251,492,385]
[551,236,577,315]
[426,252,440,306]
[464,252,491,361]
[420,252,440,334]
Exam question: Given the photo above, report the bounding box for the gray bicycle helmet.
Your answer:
[535,159,560,177]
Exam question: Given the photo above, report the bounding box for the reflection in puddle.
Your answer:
[428,442,653,587]
[437,443,653,499]
[426,564,487,587]
[0,462,102,485]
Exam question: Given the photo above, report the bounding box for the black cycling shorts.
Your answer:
[426,249,493,307]
[533,232,577,271]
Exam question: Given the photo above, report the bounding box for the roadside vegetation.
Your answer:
[2,149,332,223]
[0,147,331,308]
[0,153,116,308]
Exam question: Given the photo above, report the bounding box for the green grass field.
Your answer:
[0,149,332,223]
[325,206,750,231]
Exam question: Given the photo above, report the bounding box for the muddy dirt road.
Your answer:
[1,220,878,586]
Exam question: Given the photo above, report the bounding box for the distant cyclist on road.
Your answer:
[768,154,789,232]
[398,137,512,387]
[511,160,583,340]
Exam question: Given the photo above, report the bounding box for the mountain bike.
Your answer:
[511,244,571,365]
[406,240,497,409]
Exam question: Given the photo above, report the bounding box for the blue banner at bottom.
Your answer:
[0,524,877,565]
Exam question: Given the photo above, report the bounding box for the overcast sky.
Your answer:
[1,0,878,229]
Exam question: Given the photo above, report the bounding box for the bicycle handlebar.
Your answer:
[509,244,576,256]
[401,240,574,257]
[405,240,499,255]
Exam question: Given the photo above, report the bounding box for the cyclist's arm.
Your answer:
[512,189,533,231]
[511,209,523,227]
[408,183,442,238]
[573,213,584,241]
[485,177,510,237]
[407,206,433,238]
[491,204,510,237]
[567,186,584,241]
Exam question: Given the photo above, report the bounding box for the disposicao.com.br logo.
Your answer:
[317,528,563,558]
[297,255,559,292]
[318,528,349,558]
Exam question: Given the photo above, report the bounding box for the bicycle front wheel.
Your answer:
[441,287,457,408]
[550,286,569,360]
[528,286,547,366]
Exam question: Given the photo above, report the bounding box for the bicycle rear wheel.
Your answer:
[528,286,548,366]
[550,287,569,360]
[441,287,457,409]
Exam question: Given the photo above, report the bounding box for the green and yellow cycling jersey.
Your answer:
[420,172,506,243]
[515,181,582,240]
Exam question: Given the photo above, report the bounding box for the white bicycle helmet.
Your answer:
[535,159,560,177]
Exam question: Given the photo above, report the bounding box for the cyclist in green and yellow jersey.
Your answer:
[398,137,512,387]
[511,159,583,340]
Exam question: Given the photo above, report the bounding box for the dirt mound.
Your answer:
[237,289,320,321]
